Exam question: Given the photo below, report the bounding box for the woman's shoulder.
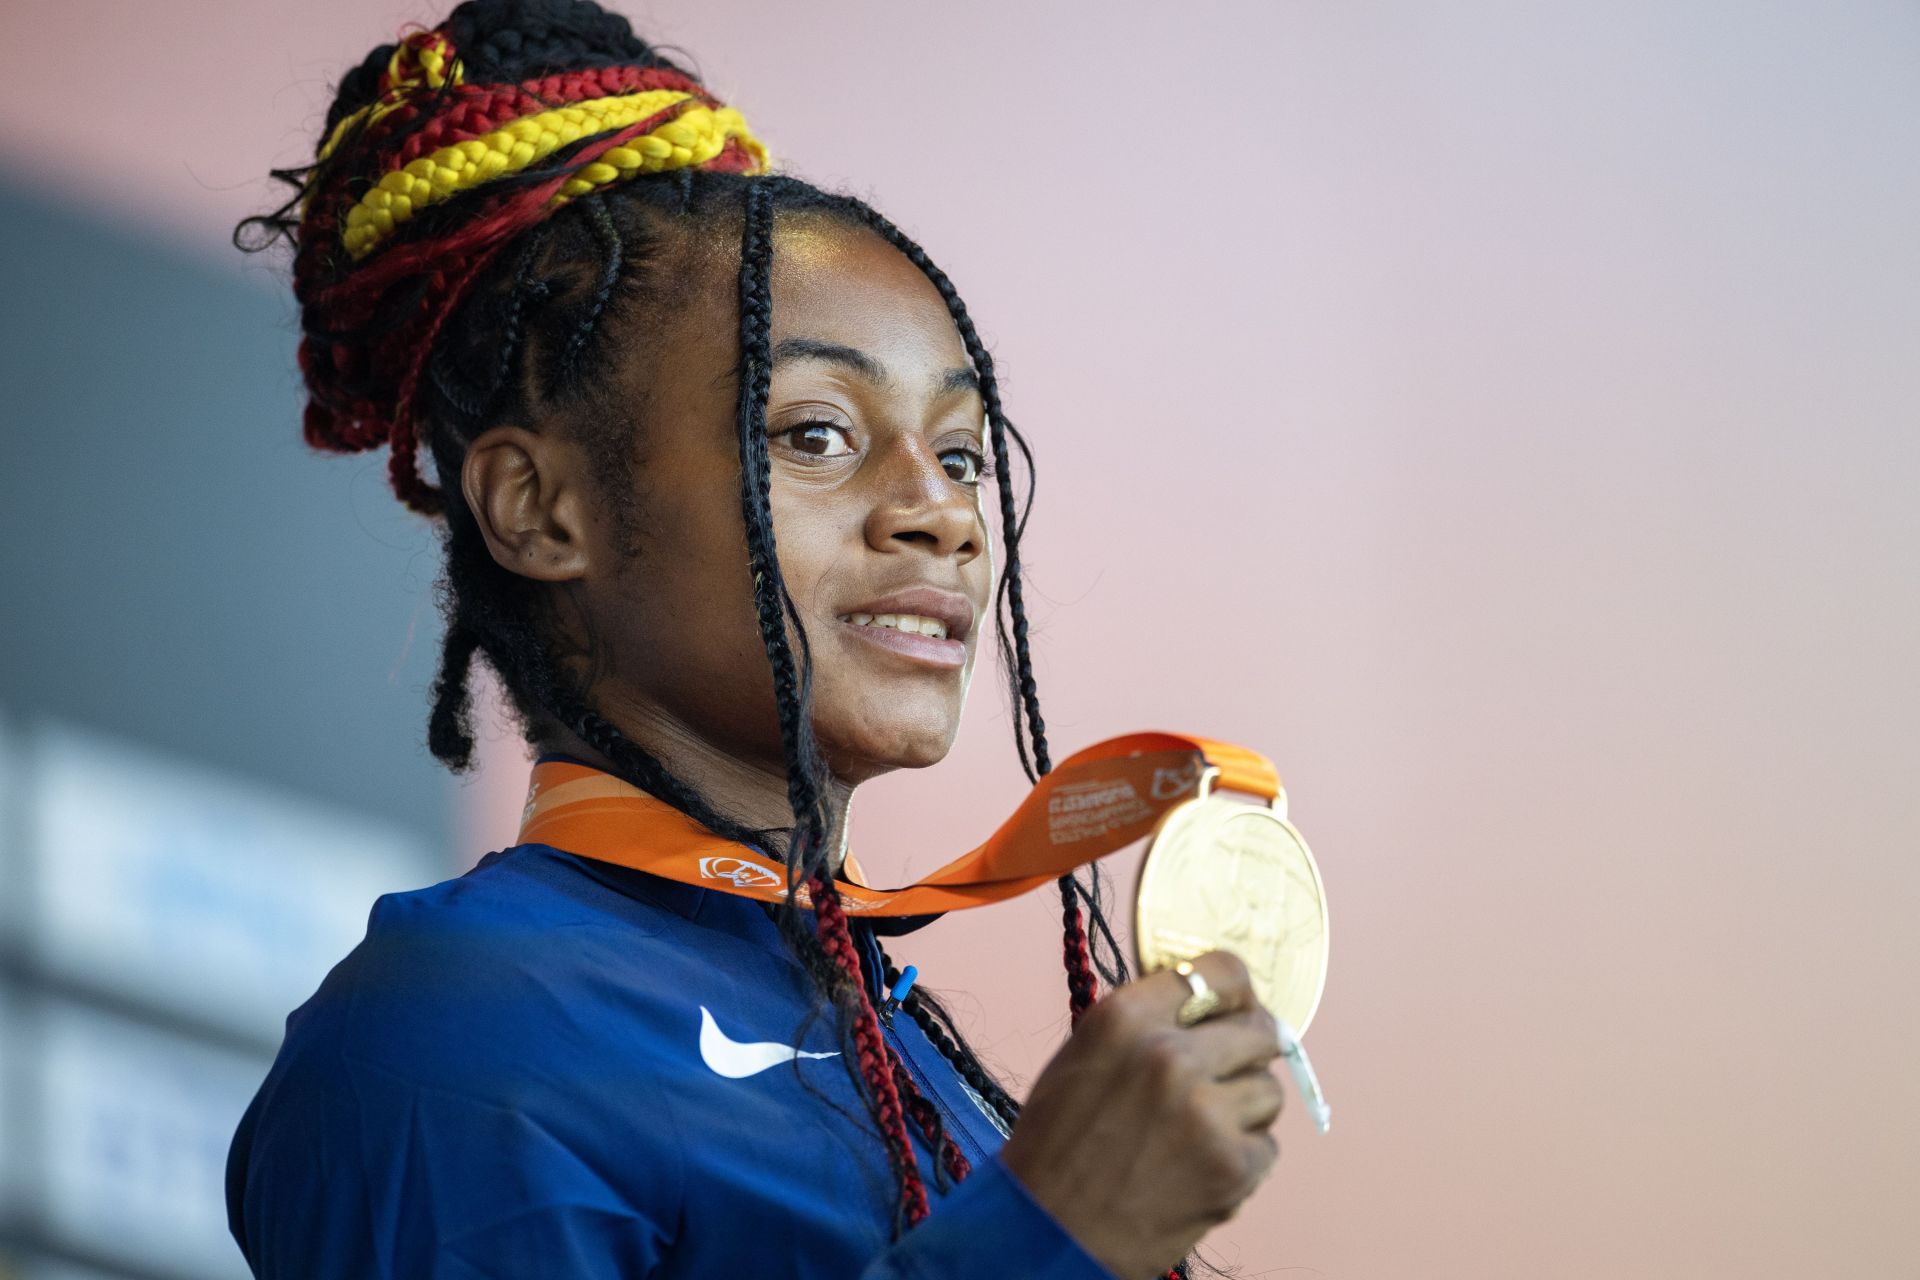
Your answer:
[367,839,679,938]
[276,846,687,1083]
[271,843,807,1090]
[229,846,700,1265]
[345,843,669,988]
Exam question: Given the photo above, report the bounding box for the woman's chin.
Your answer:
[821,715,962,781]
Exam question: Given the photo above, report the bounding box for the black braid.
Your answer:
[494,224,554,401]
[1072,873,1131,987]
[831,203,1046,775]
[732,185,944,1219]
[444,0,667,81]
[732,180,834,885]
[830,204,1189,1275]
[880,948,1021,1134]
[533,672,761,842]
[558,201,623,383]
[426,615,482,764]
[836,200,1132,992]
[428,342,493,423]
[425,224,552,424]
[403,173,839,886]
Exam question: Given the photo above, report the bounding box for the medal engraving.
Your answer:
[1135,782,1329,1033]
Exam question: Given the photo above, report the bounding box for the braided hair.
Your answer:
[242,0,1152,1255]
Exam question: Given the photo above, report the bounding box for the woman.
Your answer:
[225,2,1289,1276]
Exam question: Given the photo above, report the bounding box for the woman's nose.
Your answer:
[863,445,983,564]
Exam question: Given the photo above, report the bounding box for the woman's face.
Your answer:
[555,215,994,785]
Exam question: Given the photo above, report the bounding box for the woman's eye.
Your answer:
[939,446,987,485]
[782,422,855,457]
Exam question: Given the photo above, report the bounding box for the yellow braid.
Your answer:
[342,93,767,258]
[546,105,765,203]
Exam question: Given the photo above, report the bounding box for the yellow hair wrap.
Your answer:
[341,92,767,259]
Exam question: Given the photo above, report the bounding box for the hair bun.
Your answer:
[443,0,678,82]
[266,0,766,515]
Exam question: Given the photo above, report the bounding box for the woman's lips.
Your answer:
[837,612,968,669]
[837,588,974,642]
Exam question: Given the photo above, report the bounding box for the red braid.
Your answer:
[1061,883,1100,1026]
[389,65,720,166]
[892,1060,971,1186]
[1060,889,1183,1280]
[810,876,979,1208]
[286,25,764,512]
[300,118,673,509]
[808,874,931,1226]
[384,255,503,513]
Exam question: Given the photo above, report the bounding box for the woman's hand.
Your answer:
[998,950,1286,1280]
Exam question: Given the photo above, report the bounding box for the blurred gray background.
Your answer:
[0,178,457,1279]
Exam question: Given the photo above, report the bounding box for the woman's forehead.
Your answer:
[768,219,968,367]
[600,212,974,416]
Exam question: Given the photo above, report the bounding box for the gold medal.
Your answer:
[1133,767,1330,1034]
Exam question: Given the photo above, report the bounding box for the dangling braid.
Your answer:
[808,876,933,1230]
[892,1055,971,1192]
[880,948,1021,1133]
[426,616,483,762]
[833,199,1127,1026]
[734,178,982,1227]
[730,179,832,883]
[831,192,1183,1280]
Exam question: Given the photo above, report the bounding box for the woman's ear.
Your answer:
[461,424,595,582]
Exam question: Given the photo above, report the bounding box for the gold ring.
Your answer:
[1174,959,1224,1027]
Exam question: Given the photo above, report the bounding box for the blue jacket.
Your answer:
[225,838,1117,1278]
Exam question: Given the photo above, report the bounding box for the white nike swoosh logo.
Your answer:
[699,1006,841,1079]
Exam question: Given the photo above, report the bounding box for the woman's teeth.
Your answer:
[841,612,950,640]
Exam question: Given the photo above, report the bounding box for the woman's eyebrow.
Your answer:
[771,337,977,398]
[772,337,885,382]
[938,366,980,397]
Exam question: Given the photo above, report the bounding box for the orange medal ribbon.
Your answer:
[516,732,1279,916]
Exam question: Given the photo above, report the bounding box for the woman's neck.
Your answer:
[541,709,853,871]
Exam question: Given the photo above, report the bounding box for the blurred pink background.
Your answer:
[4,2,1915,1276]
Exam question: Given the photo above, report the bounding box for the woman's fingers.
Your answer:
[1183,1092,1284,1212]
[1181,1005,1284,1080]
[1203,1067,1288,1132]
[1151,949,1258,1023]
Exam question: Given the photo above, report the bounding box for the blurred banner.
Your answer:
[1,718,432,1279]
[24,725,425,1041]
